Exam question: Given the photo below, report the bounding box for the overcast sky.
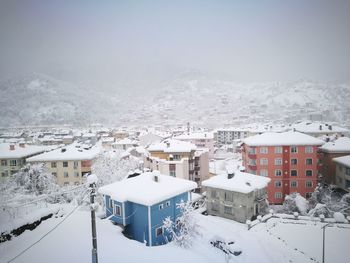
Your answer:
[1,0,350,84]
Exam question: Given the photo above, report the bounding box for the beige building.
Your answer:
[26,143,101,186]
[144,139,209,192]
[0,143,47,180]
[333,155,350,192]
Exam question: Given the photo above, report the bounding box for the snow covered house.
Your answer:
[144,139,209,192]
[0,143,47,180]
[318,137,350,185]
[202,169,271,223]
[26,143,101,186]
[112,138,138,151]
[291,121,349,138]
[98,171,197,246]
[242,131,324,204]
[333,155,350,192]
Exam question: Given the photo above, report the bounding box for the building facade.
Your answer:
[333,155,350,192]
[242,132,324,204]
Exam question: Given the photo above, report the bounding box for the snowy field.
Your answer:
[1,205,349,263]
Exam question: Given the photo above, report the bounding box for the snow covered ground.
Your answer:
[1,204,349,263]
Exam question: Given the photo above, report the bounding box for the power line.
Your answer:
[6,193,90,263]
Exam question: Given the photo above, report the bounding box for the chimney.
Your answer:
[328,125,332,130]
[166,142,170,148]
[61,148,66,153]
[227,172,235,179]
[319,125,322,130]
[19,142,25,148]
[9,144,15,151]
[154,174,159,182]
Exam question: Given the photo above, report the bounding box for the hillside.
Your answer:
[0,73,349,128]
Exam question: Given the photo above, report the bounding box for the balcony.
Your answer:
[248,165,257,171]
[248,153,257,159]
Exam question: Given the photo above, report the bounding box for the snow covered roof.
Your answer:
[174,132,214,140]
[333,155,350,168]
[148,139,197,153]
[26,143,101,162]
[0,143,46,159]
[242,131,324,146]
[320,137,350,153]
[98,171,197,206]
[113,138,138,145]
[202,171,271,194]
[292,122,349,134]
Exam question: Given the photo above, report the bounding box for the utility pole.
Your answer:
[90,182,98,263]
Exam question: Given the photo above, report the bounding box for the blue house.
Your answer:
[98,171,197,246]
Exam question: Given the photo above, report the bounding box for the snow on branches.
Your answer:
[163,200,201,248]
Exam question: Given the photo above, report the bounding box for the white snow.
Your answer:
[26,142,101,162]
[147,139,197,153]
[333,155,350,167]
[202,171,270,194]
[0,143,46,159]
[98,171,197,206]
[243,131,324,146]
[292,121,349,134]
[173,132,214,140]
[320,137,350,153]
[86,174,98,185]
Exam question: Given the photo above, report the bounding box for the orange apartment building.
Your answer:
[242,132,324,204]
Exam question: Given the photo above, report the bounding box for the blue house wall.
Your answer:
[104,191,190,246]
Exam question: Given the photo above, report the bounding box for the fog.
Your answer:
[1,0,350,88]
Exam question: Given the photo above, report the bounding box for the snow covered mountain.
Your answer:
[1,72,349,128]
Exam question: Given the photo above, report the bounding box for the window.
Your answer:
[165,201,170,207]
[305,192,312,199]
[306,158,313,165]
[260,158,268,165]
[109,198,113,208]
[275,170,282,176]
[291,170,298,176]
[73,161,79,169]
[52,172,57,177]
[248,148,256,154]
[63,161,68,167]
[1,160,7,166]
[291,146,298,153]
[173,154,181,160]
[224,205,232,214]
[260,170,268,177]
[169,170,176,177]
[274,147,282,154]
[225,192,233,202]
[275,192,282,199]
[305,170,313,177]
[64,182,69,186]
[51,162,57,168]
[74,171,79,177]
[346,168,350,176]
[305,181,313,188]
[260,147,268,154]
[291,181,297,188]
[211,190,218,198]
[159,204,164,210]
[305,146,313,153]
[64,171,69,178]
[113,204,121,215]
[156,227,163,237]
[248,159,256,166]
[212,202,220,211]
[291,159,298,165]
[275,181,282,188]
[275,158,282,165]
[10,160,17,166]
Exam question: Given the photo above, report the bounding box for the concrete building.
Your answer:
[173,132,215,159]
[112,138,138,151]
[0,143,47,179]
[215,128,250,146]
[333,155,350,192]
[26,143,100,186]
[318,137,350,185]
[242,131,324,204]
[202,169,271,223]
[144,139,209,192]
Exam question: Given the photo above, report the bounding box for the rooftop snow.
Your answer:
[202,171,271,194]
[98,171,197,206]
[148,139,197,153]
[320,137,350,153]
[292,122,349,133]
[333,155,350,167]
[174,132,214,140]
[242,131,324,146]
[0,143,47,159]
[26,143,101,162]
[113,138,138,145]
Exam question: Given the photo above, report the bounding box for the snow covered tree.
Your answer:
[163,200,201,248]
[281,193,308,215]
[92,150,141,187]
